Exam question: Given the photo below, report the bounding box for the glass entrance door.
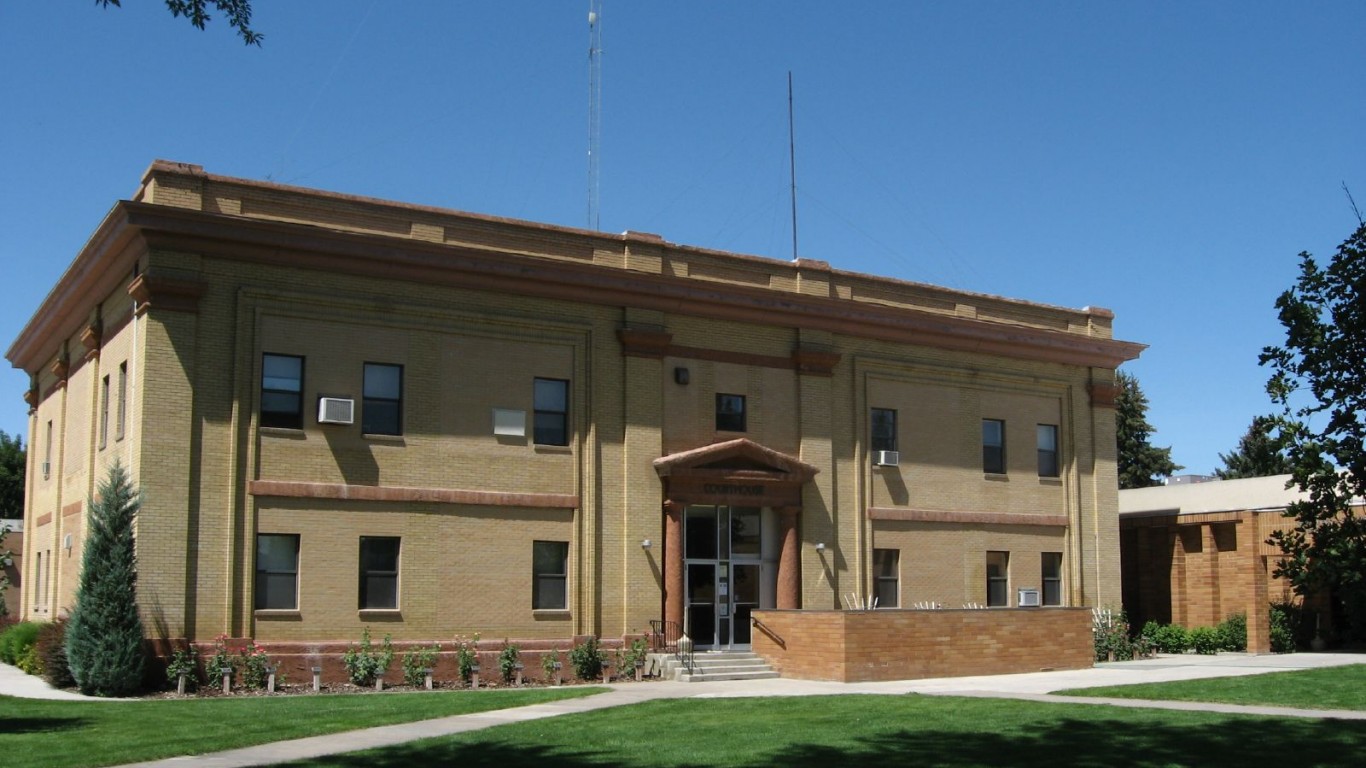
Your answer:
[684,506,768,649]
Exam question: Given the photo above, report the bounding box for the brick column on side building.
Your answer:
[777,506,802,610]
[664,500,684,631]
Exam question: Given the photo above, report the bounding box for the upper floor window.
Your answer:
[1037,424,1059,477]
[982,419,1006,474]
[533,378,570,446]
[99,374,111,450]
[261,354,304,430]
[363,363,403,435]
[871,408,897,453]
[716,394,747,432]
[116,362,128,441]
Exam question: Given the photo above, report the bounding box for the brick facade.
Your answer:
[8,161,1142,662]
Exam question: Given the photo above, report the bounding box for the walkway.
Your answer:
[4,653,1363,767]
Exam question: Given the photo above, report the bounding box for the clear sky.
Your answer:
[2,2,1363,476]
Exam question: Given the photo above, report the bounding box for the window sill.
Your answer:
[260,427,306,440]
[358,609,404,621]
[533,444,573,454]
[1038,476,1063,486]
[254,609,302,621]
[362,434,406,445]
[983,472,1009,482]
[532,609,571,620]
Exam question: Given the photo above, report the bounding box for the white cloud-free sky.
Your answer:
[2,2,1363,474]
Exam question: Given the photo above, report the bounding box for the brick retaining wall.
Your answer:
[750,608,1093,682]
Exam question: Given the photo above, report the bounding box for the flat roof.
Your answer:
[1118,474,1303,516]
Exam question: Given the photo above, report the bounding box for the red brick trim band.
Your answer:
[248,480,578,510]
[62,501,83,518]
[869,507,1067,528]
[35,512,52,527]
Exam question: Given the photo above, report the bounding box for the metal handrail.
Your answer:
[648,619,680,652]
[750,615,785,649]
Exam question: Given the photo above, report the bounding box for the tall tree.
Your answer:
[96,0,262,45]
[1214,416,1292,479]
[1261,222,1366,641]
[65,463,146,697]
[0,431,23,520]
[1115,371,1182,489]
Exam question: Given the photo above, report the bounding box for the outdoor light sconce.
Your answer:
[640,538,652,549]
[674,367,690,385]
[815,542,826,552]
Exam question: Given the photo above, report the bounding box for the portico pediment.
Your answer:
[653,438,819,484]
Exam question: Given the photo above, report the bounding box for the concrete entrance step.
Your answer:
[652,651,780,683]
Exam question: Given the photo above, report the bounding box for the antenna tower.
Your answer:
[588,0,603,231]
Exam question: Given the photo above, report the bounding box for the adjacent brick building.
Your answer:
[7,161,1142,655]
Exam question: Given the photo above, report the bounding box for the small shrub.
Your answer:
[206,634,237,681]
[1270,600,1302,653]
[165,645,200,691]
[541,647,563,682]
[1189,625,1221,655]
[342,627,394,686]
[401,643,440,687]
[569,636,605,679]
[238,639,273,689]
[1218,612,1247,652]
[454,634,480,684]
[17,643,43,675]
[0,621,43,665]
[622,637,649,675]
[1149,623,1190,654]
[36,618,73,688]
[1092,608,1143,661]
[498,641,521,684]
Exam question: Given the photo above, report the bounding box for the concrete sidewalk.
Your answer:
[5,653,1364,767]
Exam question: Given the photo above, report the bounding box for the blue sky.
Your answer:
[2,2,1363,476]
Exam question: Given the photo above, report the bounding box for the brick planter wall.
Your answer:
[750,608,1093,682]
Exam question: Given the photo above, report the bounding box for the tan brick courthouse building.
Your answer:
[8,161,1142,659]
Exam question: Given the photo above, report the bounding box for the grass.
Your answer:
[0,687,603,768]
[1056,663,1366,711]
[283,694,1366,767]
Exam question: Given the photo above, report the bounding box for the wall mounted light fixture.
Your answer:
[640,538,652,549]
[815,542,826,552]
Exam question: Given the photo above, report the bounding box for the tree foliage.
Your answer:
[0,430,23,521]
[65,463,146,697]
[1261,222,1366,641]
[1214,415,1292,479]
[1115,371,1181,489]
[96,0,262,45]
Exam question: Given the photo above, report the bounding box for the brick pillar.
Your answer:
[777,506,801,609]
[1248,555,1271,654]
[664,501,684,631]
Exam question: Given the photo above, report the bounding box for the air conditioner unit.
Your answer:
[873,450,900,467]
[317,397,355,425]
[1017,588,1041,608]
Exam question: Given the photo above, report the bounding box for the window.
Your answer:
[716,394,746,432]
[982,419,1005,474]
[44,420,52,477]
[116,362,127,441]
[261,354,304,429]
[363,363,403,435]
[99,374,110,450]
[533,378,569,446]
[34,551,44,608]
[871,408,897,453]
[873,548,899,608]
[359,537,400,609]
[254,534,300,610]
[1037,424,1059,477]
[1042,552,1063,606]
[533,540,569,610]
[986,551,1009,607]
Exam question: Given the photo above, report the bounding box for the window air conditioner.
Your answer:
[1017,588,1041,607]
[317,397,355,425]
[873,450,900,467]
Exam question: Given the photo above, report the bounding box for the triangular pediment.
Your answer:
[653,438,819,481]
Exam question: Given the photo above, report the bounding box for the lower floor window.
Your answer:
[873,548,899,608]
[1042,552,1063,606]
[255,534,300,610]
[533,540,569,610]
[986,551,1009,607]
[359,536,400,609]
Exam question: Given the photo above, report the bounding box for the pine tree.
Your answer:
[1214,416,1292,479]
[65,462,146,696]
[1115,371,1182,489]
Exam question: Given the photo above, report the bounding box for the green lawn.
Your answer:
[0,687,603,768]
[1057,663,1366,710]
[284,694,1366,768]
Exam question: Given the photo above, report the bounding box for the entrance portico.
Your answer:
[654,439,819,647]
